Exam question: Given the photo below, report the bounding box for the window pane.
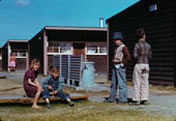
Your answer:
[48,42,59,47]
[87,45,97,54]
[19,50,26,56]
[11,50,18,56]
[60,43,71,53]
[100,46,107,53]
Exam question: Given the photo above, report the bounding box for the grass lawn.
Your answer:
[0,101,175,121]
[0,73,176,121]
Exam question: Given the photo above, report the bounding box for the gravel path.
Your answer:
[84,84,176,117]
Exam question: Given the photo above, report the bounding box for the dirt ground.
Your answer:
[0,71,176,118]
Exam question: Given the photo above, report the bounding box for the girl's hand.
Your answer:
[37,85,43,91]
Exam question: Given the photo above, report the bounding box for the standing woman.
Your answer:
[23,58,43,109]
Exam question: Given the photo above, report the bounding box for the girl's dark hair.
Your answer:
[136,28,146,39]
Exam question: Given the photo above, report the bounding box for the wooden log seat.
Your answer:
[0,93,88,104]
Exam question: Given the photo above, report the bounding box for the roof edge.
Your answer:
[8,39,29,43]
[44,26,107,31]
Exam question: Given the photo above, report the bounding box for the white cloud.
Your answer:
[15,0,30,6]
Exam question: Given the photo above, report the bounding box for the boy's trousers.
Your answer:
[132,64,149,101]
[43,88,70,100]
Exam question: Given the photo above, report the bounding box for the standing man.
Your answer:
[105,32,131,103]
[131,28,152,105]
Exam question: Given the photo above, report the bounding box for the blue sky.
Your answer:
[0,0,139,44]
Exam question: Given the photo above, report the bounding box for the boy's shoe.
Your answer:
[47,102,51,109]
[140,100,148,105]
[104,97,116,103]
[69,101,74,107]
[129,101,140,105]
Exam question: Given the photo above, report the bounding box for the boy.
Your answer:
[105,32,131,103]
[131,28,152,105]
[42,66,74,108]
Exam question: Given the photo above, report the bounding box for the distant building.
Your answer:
[106,0,176,86]
[2,39,29,71]
[0,40,8,70]
[29,26,107,75]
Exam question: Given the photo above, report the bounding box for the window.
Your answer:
[18,50,26,56]
[48,42,59,52]
[100,46,107,54]
[86,43,107,55]
[48,42,59,47]
[149,4,157,12]
[60,43,71,54]
[87,44,98,54]
[11,49,27,58]
[11,50,18,56]
[47,42,72,54]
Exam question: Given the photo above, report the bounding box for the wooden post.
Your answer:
[107,22,110,82]
[43,29,48,75]
[7,42,10,72]
[26,44,29,70]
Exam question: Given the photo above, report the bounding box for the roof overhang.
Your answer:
[45,26,107,31]
[8,39,28,43]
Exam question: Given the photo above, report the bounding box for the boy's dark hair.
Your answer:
[49,66,59,74]
[48,65,54,71]
[136,28,146,39]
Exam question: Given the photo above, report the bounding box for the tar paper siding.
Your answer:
[2,43,8,70]
[0,48,2,70]
[46,29,106,42]
[29,31,44,73]
[107,0,176,86]
[87,55,107,74]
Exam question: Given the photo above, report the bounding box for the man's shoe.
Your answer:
[69,101,74,107]
[104,97,116,103]
[129,101,140,105]
[47,102,51,109]
[140,100,148,105]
